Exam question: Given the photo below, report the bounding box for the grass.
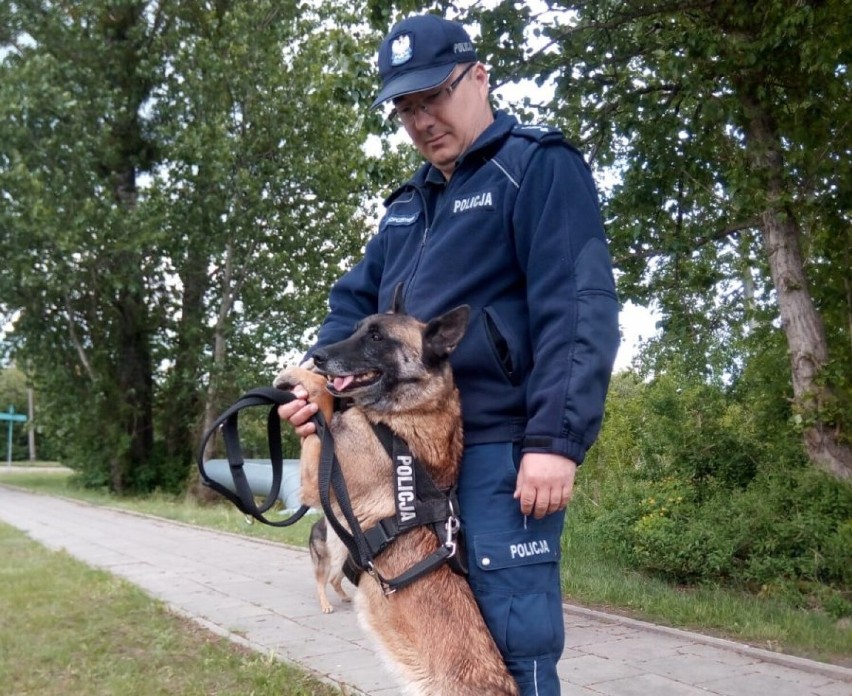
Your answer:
[1,459,63,468]
[3,468,851,668]
[0,522,342,696]
[562,516,852,666]
[0,467,316,547]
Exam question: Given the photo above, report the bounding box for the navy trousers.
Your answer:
[457,442,566,696]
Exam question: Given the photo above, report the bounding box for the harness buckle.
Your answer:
[366,561,397,596]
[443,514,460,558]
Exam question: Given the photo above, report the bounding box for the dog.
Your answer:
[307,516,351,614]
[275,292,519,696]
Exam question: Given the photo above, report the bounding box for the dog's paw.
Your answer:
[274,365,326,396]
[275,365,334,423]
[273,365,304,391]
[321,604,334,614]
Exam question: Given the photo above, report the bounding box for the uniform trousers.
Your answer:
[458,442,566,696]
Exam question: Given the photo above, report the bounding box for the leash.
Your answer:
[199,387,464,593]
[196,386,311,527]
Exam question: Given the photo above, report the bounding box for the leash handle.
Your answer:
[196,386,312,528]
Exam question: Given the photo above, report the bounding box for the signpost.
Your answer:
[1,406,27,467]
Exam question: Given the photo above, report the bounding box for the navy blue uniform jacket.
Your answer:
[309,110,620,464]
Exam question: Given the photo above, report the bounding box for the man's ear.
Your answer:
[422,305,470,366]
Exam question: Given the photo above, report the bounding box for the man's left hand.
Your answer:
[513,453,577,519]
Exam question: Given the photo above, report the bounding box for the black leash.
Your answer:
[199,387,464,593]
[196,387,311,527]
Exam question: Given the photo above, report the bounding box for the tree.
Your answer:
[371,0,851,479]
[144,2,385,494]
[1,2,162,490]
[1,1,386,492]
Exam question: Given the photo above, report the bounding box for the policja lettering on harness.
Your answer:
[396,454,416,523]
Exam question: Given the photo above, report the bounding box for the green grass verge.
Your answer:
[0,522,341,696]
[3,469,851,667]
[562,517,852,666]
[1,460,63,468]
[0,469,316,547]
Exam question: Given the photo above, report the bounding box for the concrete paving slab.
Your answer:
[1,484,849,695]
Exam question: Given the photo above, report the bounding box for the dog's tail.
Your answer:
[308,517,328,564]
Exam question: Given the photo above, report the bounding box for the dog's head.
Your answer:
[312,286,469,413]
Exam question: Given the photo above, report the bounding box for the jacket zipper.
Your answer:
[403,184,432,305]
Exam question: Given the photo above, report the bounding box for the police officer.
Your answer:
[280,14,620,696]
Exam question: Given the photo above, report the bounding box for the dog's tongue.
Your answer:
[333,375,354,392]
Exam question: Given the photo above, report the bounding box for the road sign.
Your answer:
[0,407,27,423]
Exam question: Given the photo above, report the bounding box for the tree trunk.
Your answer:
[188,242,239,503]
[740,85,852,480]
[101,5,157,493]
[162,248,207,470]
[112,281,155,492]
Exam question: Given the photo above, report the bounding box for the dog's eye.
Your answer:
[369,328,383,341]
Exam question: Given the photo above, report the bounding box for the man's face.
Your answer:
[392,63,493,179]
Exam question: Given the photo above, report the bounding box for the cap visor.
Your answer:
[370,63,456,110]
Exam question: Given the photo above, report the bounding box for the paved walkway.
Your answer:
[0,484,849,695]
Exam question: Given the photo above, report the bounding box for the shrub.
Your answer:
[579,367,852,615]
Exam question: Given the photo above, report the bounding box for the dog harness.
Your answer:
[334,421,468,592]
[197,386,466,594]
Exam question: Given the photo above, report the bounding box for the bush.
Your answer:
[579,367,852,616]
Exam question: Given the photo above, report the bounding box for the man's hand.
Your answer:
[514,452,577,518]
[276,384,318,439]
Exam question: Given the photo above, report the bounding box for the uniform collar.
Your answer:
[455,109,517,169]
[385,110,518,203]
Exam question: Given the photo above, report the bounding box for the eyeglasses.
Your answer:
[388,63,476,125]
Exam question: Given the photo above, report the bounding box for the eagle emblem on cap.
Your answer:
[390,33,413,66]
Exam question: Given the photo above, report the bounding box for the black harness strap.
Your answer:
[199,387,464,594]
[337,423,466,593]
[196,387,311,527]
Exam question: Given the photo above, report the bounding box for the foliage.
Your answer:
[373,1,851,475]
[0,1,385,492]
[581,370,852,617]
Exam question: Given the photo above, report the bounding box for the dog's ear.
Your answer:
[390,283,406,315]
[423,305,470,366]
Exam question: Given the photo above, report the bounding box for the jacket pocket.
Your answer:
[483,307,522,385]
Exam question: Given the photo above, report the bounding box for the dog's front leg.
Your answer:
[274,366,333,508]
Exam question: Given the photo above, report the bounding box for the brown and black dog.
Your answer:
[275,295,518,696]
